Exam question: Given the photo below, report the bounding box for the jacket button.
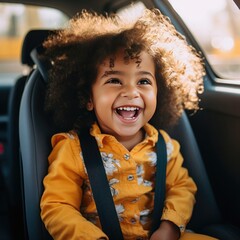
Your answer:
[124,153,130,160]
[130,218,137,224]
[127,175,134,181]
[179,225,185,232]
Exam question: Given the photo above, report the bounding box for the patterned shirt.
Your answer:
[41,123,197,240]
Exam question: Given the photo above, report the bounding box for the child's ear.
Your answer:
[86,99,94,111]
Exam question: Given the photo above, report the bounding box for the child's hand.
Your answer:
[150,220,180,240]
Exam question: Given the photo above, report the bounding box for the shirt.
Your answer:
[40,123,197,240]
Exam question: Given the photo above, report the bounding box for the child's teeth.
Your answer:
[118,107,139,111]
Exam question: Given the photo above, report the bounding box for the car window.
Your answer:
[168,0,240,80]
[0,3,68,85]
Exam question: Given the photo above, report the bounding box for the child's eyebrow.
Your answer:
[137,71,155,79]
[101,71,123,78]
[101,70,155,78]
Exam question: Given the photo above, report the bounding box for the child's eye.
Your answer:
[138,79,151,85]
[106,78,121,84]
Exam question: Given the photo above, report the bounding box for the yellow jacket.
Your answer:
[41,123,197,240]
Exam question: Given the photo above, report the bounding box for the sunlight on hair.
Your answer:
[43,8,205,128]
[116,1,146,24]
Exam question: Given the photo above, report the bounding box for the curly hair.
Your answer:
[42,8,205,132]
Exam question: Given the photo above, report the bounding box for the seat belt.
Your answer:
[150,130,167,236]
[78,127,167,239]
[79,128,124,240]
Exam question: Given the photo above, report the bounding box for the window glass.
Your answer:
[168,0,240,79]
[0,3,68,84]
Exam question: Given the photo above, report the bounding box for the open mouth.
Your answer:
[115,106,141,120]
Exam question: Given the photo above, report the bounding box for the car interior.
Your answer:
[0,0,240,240]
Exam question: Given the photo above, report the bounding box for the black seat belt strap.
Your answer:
[78,128,167,239]
[78,128,124,240]
[150,131,167,235]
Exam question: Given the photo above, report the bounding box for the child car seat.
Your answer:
[2,29,53,240]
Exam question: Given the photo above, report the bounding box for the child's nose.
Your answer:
[120,85,140,99]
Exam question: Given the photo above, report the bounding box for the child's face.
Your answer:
[88,50,157,144]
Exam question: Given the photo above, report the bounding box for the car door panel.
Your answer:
[189,76,240,228]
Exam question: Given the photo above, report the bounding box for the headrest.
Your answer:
[30,46,49,83]
[21,29,53,66]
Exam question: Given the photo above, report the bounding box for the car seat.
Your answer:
[19,30,240,240]
[1,29,53,240]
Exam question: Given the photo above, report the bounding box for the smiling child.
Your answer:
[40,8,218,240]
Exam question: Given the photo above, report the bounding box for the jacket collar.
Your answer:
[90,122,158,148]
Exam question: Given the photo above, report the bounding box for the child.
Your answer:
[40,9,217,240]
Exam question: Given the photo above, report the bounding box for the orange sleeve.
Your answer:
[40,133,108,240]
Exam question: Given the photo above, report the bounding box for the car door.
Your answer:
[156,0,240,229]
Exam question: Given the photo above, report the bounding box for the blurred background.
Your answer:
[0,0,239,83]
